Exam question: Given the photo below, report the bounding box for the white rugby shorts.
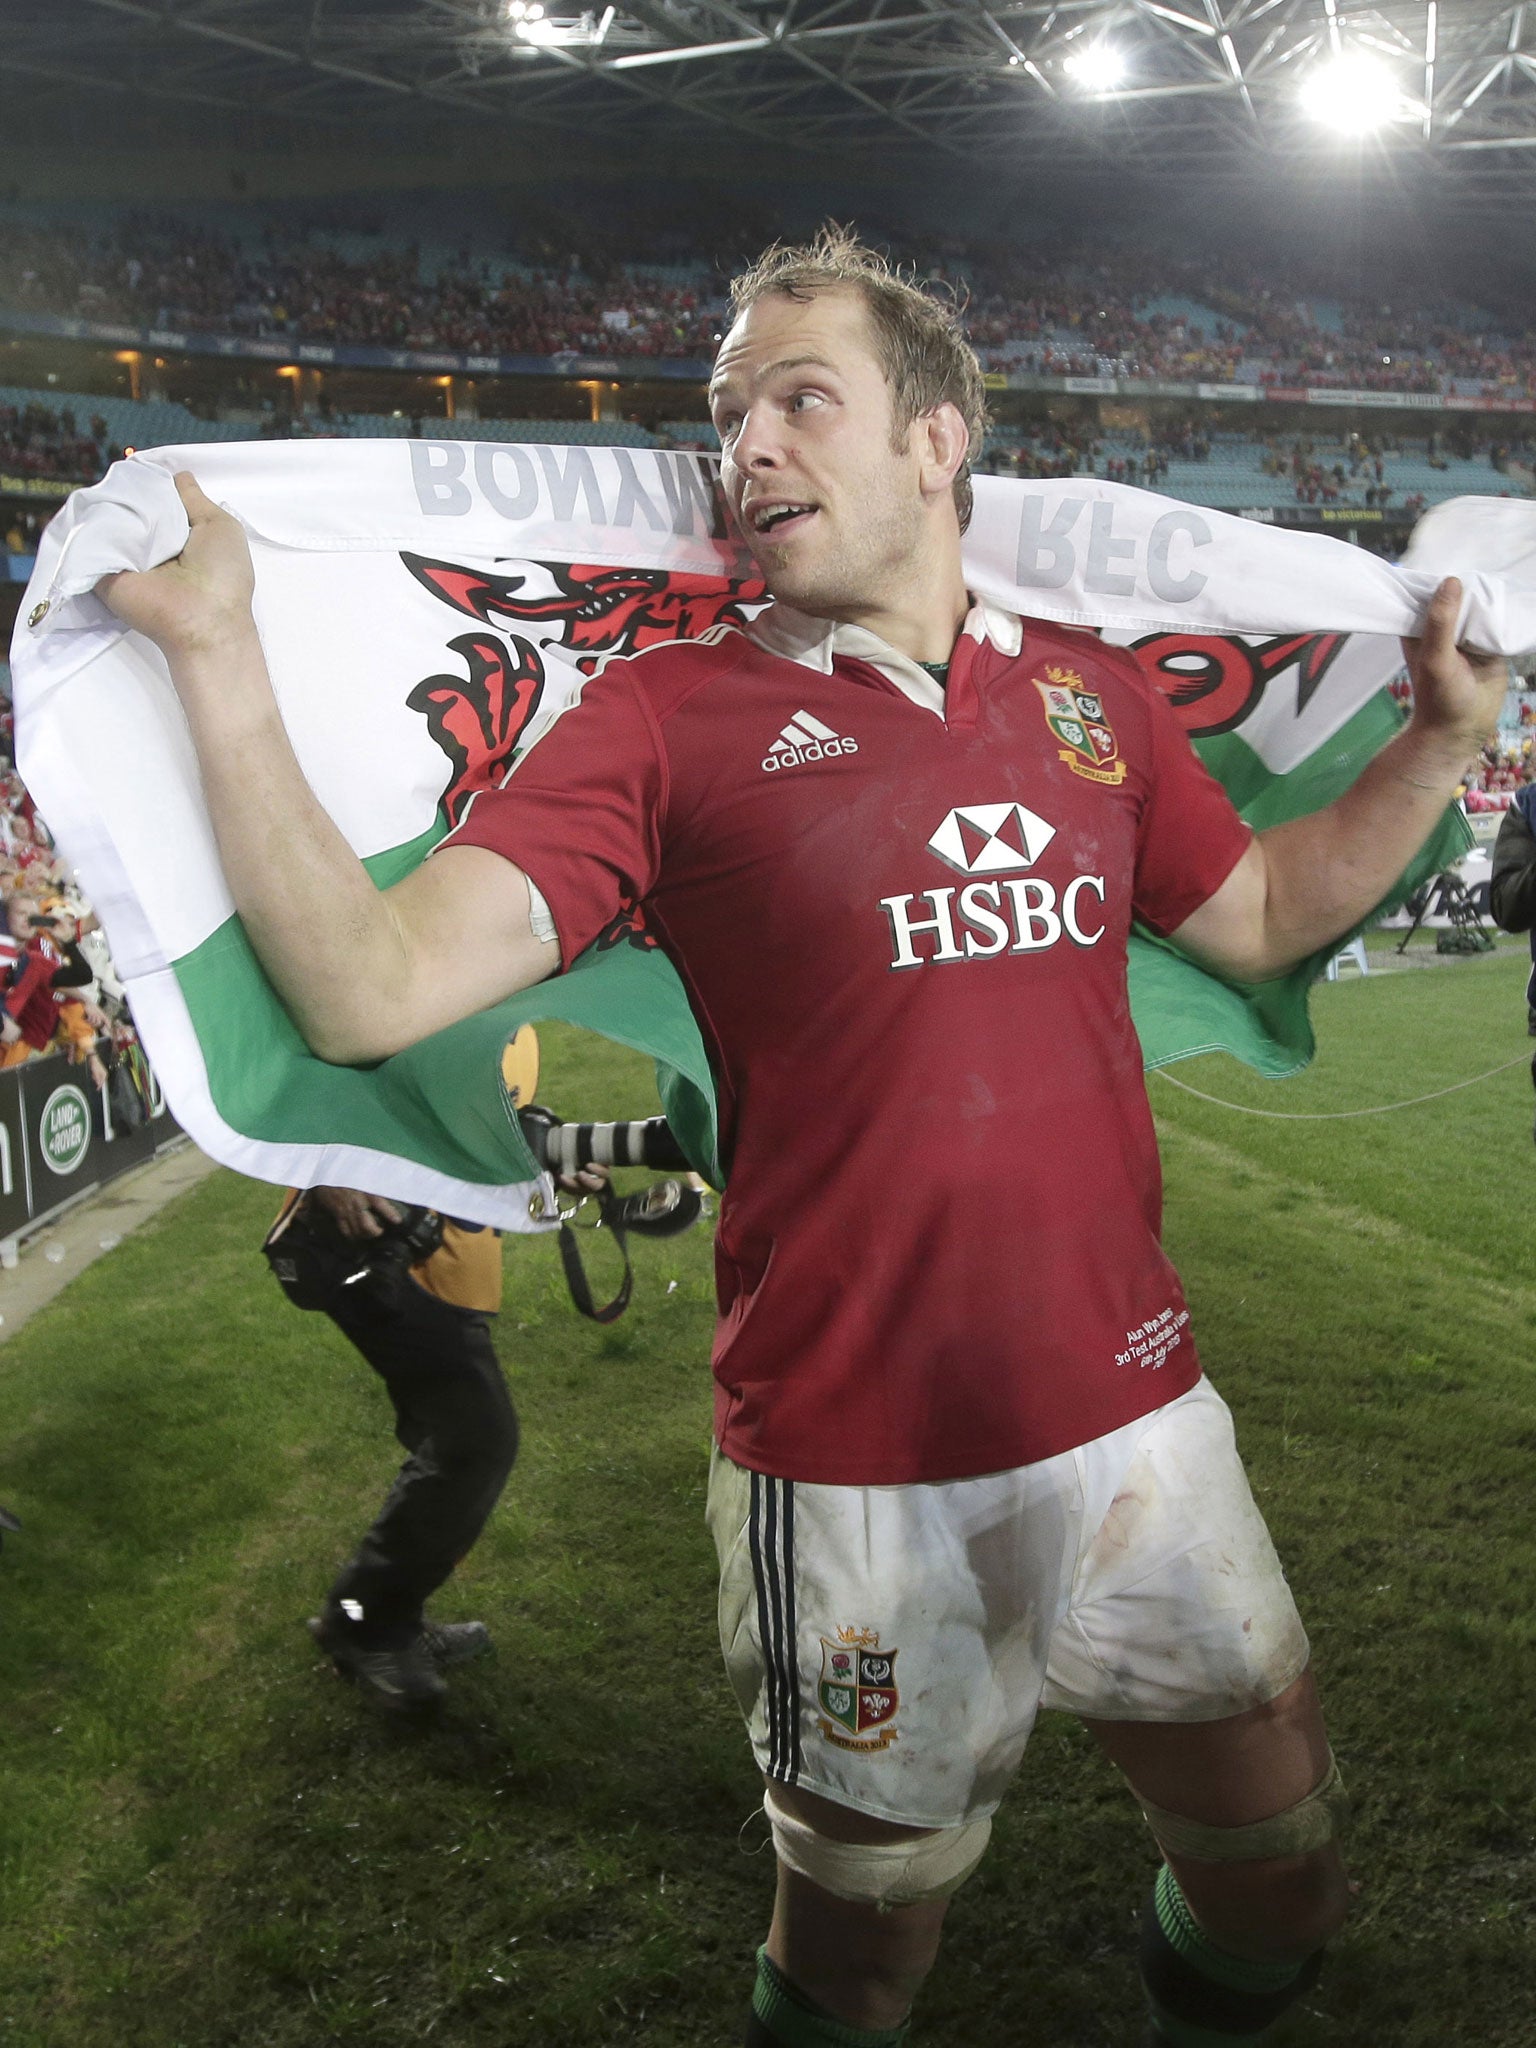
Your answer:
[707,1377,1310,1829]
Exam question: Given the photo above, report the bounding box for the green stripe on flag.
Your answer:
[1131,692,1471,1076]
[172,820,723,1189]
[1194,690,1409,827]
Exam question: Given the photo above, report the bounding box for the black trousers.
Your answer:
[321,1274,520,1648]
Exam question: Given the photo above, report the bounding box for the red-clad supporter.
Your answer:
[0,777,128,1089]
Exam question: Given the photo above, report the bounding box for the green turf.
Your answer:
[0,959,1532,2047]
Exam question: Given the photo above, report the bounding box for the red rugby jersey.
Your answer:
[449,608,1251,1484]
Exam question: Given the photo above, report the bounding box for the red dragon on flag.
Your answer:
[401,550,769,944]
[1125,629,1349,737]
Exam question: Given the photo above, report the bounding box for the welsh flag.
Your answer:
[10,442,1502,1226]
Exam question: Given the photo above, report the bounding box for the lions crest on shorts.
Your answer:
[817,1627,899,1753]
[1034,664,1126,786]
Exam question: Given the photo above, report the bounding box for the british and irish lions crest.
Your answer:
[818,1626,900,1753]
[1034,662,1126,786]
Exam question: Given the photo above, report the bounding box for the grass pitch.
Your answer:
[1,945,1532,2047]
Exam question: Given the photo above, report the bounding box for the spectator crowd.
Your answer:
[0,717,147,1111]
[3,208,1536,399]
[1,400,123,486]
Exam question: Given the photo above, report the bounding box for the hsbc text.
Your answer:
[880,876,1107,970]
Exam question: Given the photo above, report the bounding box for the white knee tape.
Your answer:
[763,1785,992,1909]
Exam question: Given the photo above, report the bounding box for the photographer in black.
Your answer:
[264,1080,702,1715]
[1490,782,1536,1031]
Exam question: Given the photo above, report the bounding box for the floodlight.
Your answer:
[1299,53,1406,134]
[1064,42,1127,92]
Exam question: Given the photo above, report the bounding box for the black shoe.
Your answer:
[421,1619,492,1668]
[308,1613,447,1713]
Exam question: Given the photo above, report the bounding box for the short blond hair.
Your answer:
[728,224,989,531]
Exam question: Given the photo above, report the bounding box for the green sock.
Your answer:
[1150,2006,1277,2048]
[1156,1866,1306,1996]
[1144,1866,1319,2045]
[751,1946,910,2048]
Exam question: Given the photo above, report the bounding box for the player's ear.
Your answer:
[919,402,970,503]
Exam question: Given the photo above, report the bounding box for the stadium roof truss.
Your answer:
[10,0,1536,188]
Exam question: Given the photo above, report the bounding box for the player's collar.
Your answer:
[748,599,1023,716]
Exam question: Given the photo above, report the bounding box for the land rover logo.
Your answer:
[40,1084,91,1176]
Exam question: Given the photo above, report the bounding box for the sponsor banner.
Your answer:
[1457,394,1536,414]
[0,1050,181,1240]
[0,476,77,503]
[1305,389,1444,410]
[0,305,711,384]
[0,1065,26,1239]
[982,372,1009,391]
[1245,505,1412,529]
[1063,375,1117,394]
[1196,383,1261,402]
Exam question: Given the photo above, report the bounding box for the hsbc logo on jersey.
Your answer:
[880,802,1107,970]
[927,801,1056,875]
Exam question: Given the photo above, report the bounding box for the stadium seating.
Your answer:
[0,384,241,450]
[0,387,667,455]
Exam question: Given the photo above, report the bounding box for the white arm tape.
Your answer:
[524,876,558,947]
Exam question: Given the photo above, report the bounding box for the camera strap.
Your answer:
[555,1191,635,1325]
[554,1178,703,1324]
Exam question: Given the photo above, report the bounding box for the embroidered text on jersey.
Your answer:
[762,709,860,773]
[881,802,1107,969]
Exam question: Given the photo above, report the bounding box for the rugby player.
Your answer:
[100,229,1506,2047]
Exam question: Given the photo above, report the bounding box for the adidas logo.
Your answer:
[761,710,860,774]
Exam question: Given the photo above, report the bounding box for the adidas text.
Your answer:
[762,736,859,773]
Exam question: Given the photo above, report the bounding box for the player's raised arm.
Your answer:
[1170,575,1508,984]
[98,472,557,1064]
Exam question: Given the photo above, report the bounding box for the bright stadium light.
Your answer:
[1300,53,1410,133]
[505,1,614,47]
[1063,42,1127,92]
